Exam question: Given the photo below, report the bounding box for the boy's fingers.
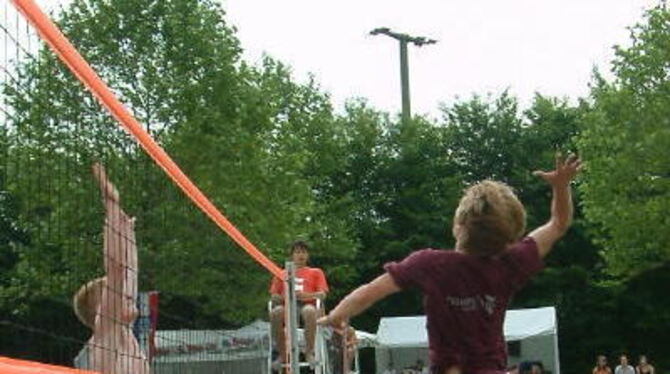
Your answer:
[565,154,578,166]
[568,155,582,165]
[566,159,582,173]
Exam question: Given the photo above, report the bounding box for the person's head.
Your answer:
[531,361,544,374]
[73,276,106,329]
[639,355,648,365]
[453,180,526,256]
[519,361,534,374]
[290,240,310,267]
[620,355,629,366]
[597,355,608,368]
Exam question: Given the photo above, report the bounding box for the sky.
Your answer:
[35,0,658,117]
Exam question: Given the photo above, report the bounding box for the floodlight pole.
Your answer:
[399,40,411,124]
[370,28,437,125]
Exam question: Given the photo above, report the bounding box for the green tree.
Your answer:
[1,0,357,332]
[443,91,526,184]
[320,100,397,310]
[577,5,670,278]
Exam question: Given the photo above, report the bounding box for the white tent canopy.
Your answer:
[504,307,557,341]
[375,307,559,374]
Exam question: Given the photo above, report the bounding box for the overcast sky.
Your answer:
[37,0,658,117]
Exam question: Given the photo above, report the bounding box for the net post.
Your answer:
[284,261,300,374]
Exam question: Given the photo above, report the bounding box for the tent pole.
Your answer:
[553,319,560,374]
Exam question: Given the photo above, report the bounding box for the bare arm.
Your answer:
[319,273,401,327]
[125,217,138,312]
[529,154,582,258]
[93,163,120,205]
[93,164,137,325]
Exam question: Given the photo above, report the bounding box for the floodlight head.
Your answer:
[370,27,390,36]
[411,37,438,47]
[370,28,436,45]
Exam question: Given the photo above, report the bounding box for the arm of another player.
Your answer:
[93,163,135,324]
[529,153,582,258]
[318,273,400,328]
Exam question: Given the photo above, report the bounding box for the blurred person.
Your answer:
[73,163,149,374]
[593,355,612,374]
[320,154,582,374]
[269,240,328,367]
[615,355,635,374]
[531,361,544,374]
[636,355,654,374]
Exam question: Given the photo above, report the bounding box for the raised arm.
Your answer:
[529,154,582,258]
[319,273,400,328]
[90,163,147,374]
[94,163,125,294]
[92,163,137,325]
[125,216,138,313]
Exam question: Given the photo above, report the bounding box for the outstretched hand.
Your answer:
[533,153,582,187]
[317,314,348,334]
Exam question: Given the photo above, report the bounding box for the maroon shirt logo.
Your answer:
[446,295,496,315]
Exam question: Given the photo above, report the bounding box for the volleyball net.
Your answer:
[0,0,302,373]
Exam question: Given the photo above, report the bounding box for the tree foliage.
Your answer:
[0,0,357,327]
[577,5,670,278]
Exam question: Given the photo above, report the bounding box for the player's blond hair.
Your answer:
[73,276,106,329]
[453,180,526,256]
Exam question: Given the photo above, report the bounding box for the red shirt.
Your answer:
[270,266,329,304]
[384,237,542,373]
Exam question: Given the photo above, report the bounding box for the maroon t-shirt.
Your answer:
[384,237,542,373]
